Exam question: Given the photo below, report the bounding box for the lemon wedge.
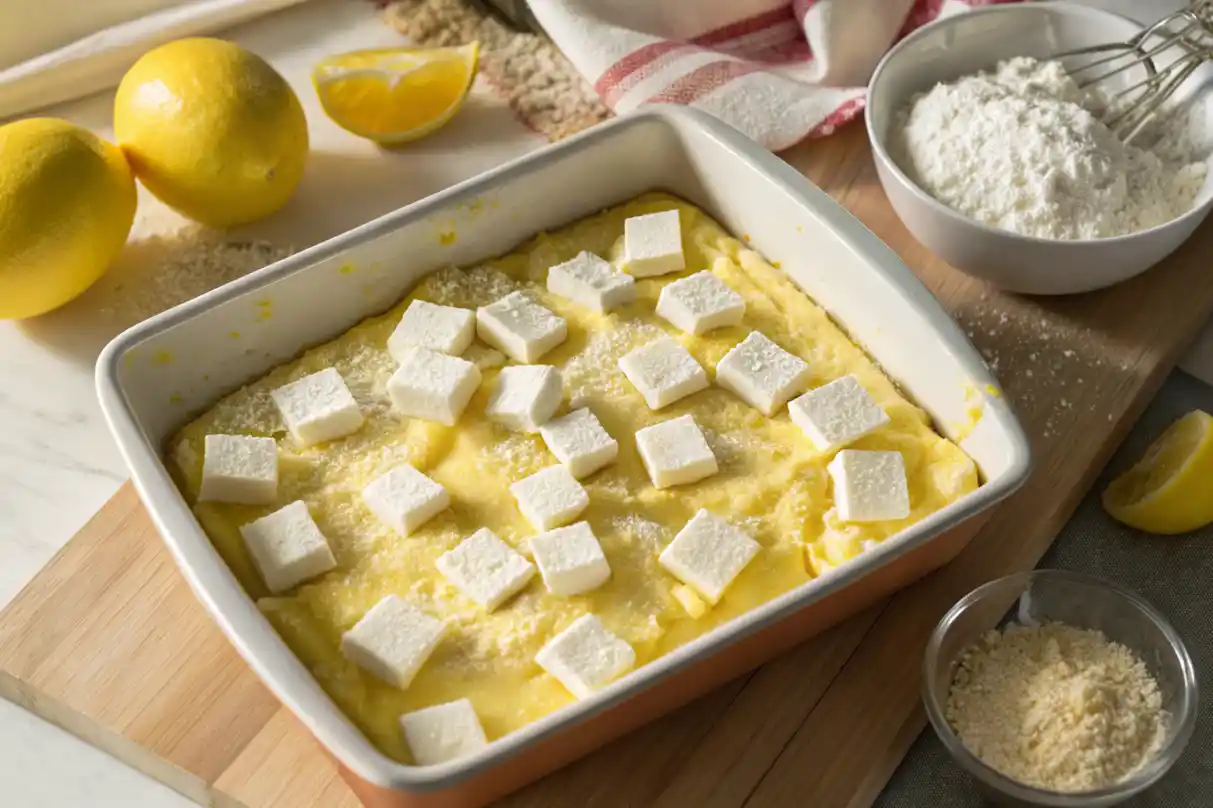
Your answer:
[313,44,478,144]
[1102,410,1213,534]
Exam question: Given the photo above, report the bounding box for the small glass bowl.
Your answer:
[922,569,1198,807]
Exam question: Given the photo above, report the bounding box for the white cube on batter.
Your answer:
[476,291,567,363]
[271,368,364,448]
[238,500,336,594]
[828,449,911,522]
[547,251,636,312]
[656,270,745,335]
[485,365,563,433]
[530,521,611,596]
[618,336,708,410]
[388,299,475,360]
[623,210,684,277]
[659,510,760,604]
[788,375,890,452]
[535,614,635,699]
[539,407,618,479]
[510,465,589,531]
[436,528,535,611]
[199,434,278,505]
[715,331,811,416]
[387,347,482,426]
[400,699,488,766]
[341,595,447,690]
[634,414,718,489]
[363,464,450,536]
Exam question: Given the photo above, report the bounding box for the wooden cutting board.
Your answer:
[4,125,1213,808]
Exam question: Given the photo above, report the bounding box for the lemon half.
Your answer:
[1103,410,1213,534]
[313,44,478,144]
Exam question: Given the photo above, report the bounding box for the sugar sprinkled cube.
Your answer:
[656,270,745,335]
[271,368,364,448]
[634,414,718,489]
[547,251,636,312]
[238,500,336,594]
[476,291,567,363]
[363,463,450,536]
[658,510,760,603]
[788,375,890,452]
[623,210,684,278]
[828,449,911,522]
[539,407,618,479]
[485,365,563,433]
[510,465,589,531]
[387,347,482,426]
[529,521,611,596]
[340,595,447,690]
[436,528,535,611]
[400,699,488,766]
[199,434,278,505]
[535,614,635,699]
[388,300,475,360]
[618,336,708,410]
[715,331,811,416]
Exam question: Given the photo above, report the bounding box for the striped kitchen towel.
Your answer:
[527,0,1019,150]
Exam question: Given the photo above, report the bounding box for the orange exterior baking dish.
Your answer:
[97,107,1031,806]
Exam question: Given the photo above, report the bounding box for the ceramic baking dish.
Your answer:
[97,106,1031,808]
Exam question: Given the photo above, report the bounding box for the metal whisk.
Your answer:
[1054,0,1213,143]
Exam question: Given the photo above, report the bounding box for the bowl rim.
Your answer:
[921,568,1200,804]
[864,1,1213,248]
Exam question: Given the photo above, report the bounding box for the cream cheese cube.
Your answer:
[535,614,635,698]
[539,407,618,479]
[547,251,636,312]
[715,331,811,416]
[388,300,475,359]
[476,291,567,363]
[436,528,535,611]
[656,270,745,335]
[485,365,563,433]
[788,375,890,452]
[363,464,450,536]
[199,434,278,505]
[634,414,718,489]
[623,210,684,278]
[510,465,589,531]
[340,595,447,690]
[271,368,364,448]
[387,347,482,426]
[529,521,611,596]
[659,510,760,603]
[238,500,336,594]
[618,336,708,410]
[400,699,488,766]
[828,450,911,522]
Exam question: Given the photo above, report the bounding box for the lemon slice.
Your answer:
[1102,410,1213,534]
[313,44,478,144]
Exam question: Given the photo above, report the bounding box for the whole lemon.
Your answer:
[114,38,308,228]
[0,118,136,319]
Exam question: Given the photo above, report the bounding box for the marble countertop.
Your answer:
[1,0,1209,806]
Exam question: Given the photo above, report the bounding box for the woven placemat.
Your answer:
[382,0,611,141]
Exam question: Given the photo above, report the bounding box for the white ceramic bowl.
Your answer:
[866,2,1213,296]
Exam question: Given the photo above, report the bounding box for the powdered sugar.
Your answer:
[891,57,1207,240]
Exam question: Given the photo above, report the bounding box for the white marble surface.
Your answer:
[1,0,1210,806]
[0,1,540,804]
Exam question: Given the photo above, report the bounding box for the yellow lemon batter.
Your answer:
[170,193,977,763]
